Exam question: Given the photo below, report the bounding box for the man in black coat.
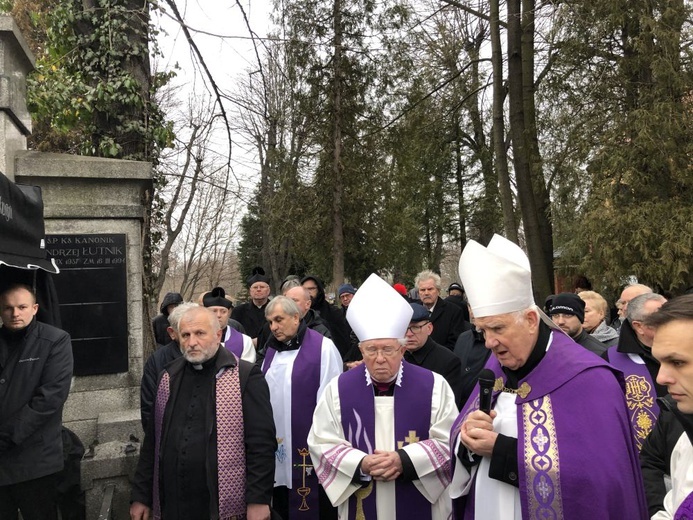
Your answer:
[130,306,276,520]
[232,267,272,341]
[301,275,352,358]
[403,303,463,405]
[151,291,183,346]
[415,270,467,349]
[0,284,73,520]
[639,295,693,517]
[548,293,608,356]
[444,282,470,323]
[140,302,199,430]
[453,326,492,408]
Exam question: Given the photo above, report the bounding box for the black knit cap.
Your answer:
[246,266,270,287]
[548,292,585,323]
[203,287,232,309]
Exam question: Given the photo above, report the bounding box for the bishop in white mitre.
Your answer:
[308,273,458,520]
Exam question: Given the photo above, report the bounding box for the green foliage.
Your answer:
[549,0,693,292]
[25,0,174,162]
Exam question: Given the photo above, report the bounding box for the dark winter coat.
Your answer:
[300,275,352,358]
[140,340,182,430]
[640,396,693,517]
[453,328,492,407]
[152,292,183,346]
[231,300,269,339]
[131,347,277,512]
[573,328,608,356]
[0,319,74,486]
[404,337,464,405]
[425,296,468,350]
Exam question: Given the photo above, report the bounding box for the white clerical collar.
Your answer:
[364,362,404,387]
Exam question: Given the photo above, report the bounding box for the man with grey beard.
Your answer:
[131,307,276,520]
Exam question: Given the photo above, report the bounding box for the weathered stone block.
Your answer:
[97,409,143,444]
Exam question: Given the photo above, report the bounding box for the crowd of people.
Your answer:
[2,235,693,520]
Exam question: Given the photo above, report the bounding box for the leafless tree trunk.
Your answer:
[506,0,552,302]
[331,0,346,286]
[490,0,518,242]
[521,0,554,293]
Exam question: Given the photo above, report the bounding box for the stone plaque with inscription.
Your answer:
[46,234,128,376]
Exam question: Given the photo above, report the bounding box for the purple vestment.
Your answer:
[337,362,437,520]
[676,491,693,520]
[606,346,660,450]
[223,327,244,358]
[452,331,648,520]
[263,328,324,516]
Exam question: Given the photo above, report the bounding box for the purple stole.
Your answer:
[338,362,435,520]
[452,332,648,520]
[606,347,660,450]
[262,328,323,516]
[152,362,246,520]
[223,327,244,358]
[676,492,693,520]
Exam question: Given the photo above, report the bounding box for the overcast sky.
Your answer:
[154,0,274,191]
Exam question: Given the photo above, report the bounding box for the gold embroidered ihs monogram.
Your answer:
[397,430,420,449]
[624,375,657,447]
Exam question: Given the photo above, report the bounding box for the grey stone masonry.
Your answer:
[15,151,152,448]
[2,13,153,520]
[81,439,141,520]
[0,15,34,179]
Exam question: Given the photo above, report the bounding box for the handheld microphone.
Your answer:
[478,369,496,415]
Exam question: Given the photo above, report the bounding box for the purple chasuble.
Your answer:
[223,327,245,358]
[606,346,660,450]
[152,362,246,520]
[338,361,435,520]
[676,491,693,520]
[262,328,324,516]
[452,331,648,520]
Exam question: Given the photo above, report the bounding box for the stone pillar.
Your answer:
[0,16,34,180]
[0,12,152,520]
[15,151,152,520]
[15,151,151,444]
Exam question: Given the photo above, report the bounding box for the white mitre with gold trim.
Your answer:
[346,273,413,341]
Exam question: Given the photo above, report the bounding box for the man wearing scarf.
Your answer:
[262,296,343,519]
[308,274,458,519]
[449,234,647,520]
[130,306,276,520]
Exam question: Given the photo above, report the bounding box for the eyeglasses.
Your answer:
[361,346,401,358]
[406,322,429,334]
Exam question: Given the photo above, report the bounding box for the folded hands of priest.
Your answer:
[361,450,404,481]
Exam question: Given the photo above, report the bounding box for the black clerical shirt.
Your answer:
[161,354,217,520]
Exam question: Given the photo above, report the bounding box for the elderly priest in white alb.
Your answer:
[308,273,458,520]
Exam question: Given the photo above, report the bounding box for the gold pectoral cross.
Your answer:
[397,430,420,449]
[354,480,374,520]
[296,448,312,511]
